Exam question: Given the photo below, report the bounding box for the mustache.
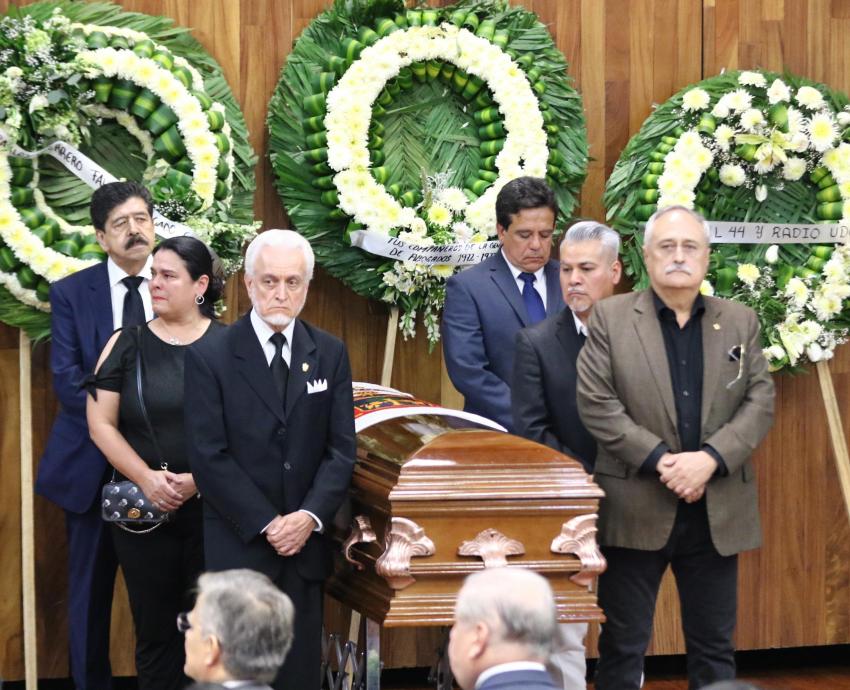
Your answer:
[664,262,693,275]
[124,235,149,250]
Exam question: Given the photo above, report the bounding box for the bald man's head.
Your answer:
[448,569,560,690]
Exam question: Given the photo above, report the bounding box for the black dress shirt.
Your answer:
[641,291,726,475]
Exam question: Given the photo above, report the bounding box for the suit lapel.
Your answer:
[555,309,583,361]
[632,291,678,431]
[232,314,287,425]
[544,260,563,315]
[700,297,726,430]
[89,263,114,346]
[285,319,318,419]
[490,252,529,326]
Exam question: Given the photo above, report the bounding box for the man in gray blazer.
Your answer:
[577,206,775,689]
[182,569,294,690]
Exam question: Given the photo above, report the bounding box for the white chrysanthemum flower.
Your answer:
[682,88,711,112]
[782,157,807,181]
[712,101,730,119]
[726,89,752,113]
[657,173,685,195]
[677,130,703,151]
[431,264,454,278]
[427,204,452,227]
[719,163,746,187]
[823,258,846,282]
[808,112,839,152]
[812,291,843,320]
[765,245,780,264]
[767,78,791,104]
[785,277,809,308]
[714,124,735,151]
[699,280,715,296]
[822,282,850,301]
[437,187,469,212]
[740,108,765,132]
[737,263,760,286]
[796,85,825,110]
[739,71,767,87]
[692,145,714,171]
[800,320,823,343]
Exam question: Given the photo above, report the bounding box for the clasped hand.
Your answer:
[658,451,717,503]
[266,511,316,557]
[139,469,196,512]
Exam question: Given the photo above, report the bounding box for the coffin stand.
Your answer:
[326,408,606,689]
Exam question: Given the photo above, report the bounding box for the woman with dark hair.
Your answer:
[87,235,224,690]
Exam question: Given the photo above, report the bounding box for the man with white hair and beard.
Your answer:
[184,230,356,690]
[576,206,775,689]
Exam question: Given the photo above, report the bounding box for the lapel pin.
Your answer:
[302,362,309,372]
[713,323,721,330]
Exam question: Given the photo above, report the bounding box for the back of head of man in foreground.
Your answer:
[448,568,561,690]
[184,569,295,687]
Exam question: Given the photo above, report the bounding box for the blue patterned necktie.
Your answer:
[519,272,546,324]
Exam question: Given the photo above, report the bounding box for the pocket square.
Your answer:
[306,378,328,394]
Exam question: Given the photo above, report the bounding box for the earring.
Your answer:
[195,294,205,305]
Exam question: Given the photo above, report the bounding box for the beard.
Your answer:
[248,285,305,330]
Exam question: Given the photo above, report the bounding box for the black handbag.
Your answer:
[101,330,172,533]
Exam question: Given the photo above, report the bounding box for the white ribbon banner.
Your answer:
[709,221,850,244]
[350,229,500,265]
[1,133,194,240]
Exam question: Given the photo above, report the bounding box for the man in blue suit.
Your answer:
[448,568,561,690]
[36,181,155,690]
[442,177,564,431]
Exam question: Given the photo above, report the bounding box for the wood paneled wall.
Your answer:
[2,0,850,680]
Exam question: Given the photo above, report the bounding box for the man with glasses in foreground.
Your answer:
[180,569,294,690]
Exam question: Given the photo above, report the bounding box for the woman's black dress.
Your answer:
[93,321,222,690]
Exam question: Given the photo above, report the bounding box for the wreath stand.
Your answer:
[816,361,850,522]
[19,332,37,690]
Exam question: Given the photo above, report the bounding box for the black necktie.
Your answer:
[270,332,289,405]
[121,276,146,328]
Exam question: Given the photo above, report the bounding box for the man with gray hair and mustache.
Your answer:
[182,569,295,689]
[448,568,562,690]
[576,206,775,689]
[513,220,622,688]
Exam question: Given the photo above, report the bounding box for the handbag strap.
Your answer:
[135,325,168,470]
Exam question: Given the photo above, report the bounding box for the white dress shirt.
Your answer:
[107,255,153,329]
[475,661,547,689]
[501,249,548,310]
[249,309,322,533]
[571,309,588,337]
[250,308,295,366]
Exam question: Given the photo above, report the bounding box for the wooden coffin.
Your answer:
[327,386,606,628]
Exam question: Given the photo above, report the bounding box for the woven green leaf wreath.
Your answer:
[0,1,258,340]
[269,0,587,343]
[605,69,850,372]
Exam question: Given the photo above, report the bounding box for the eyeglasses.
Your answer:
[176,611,192,633]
